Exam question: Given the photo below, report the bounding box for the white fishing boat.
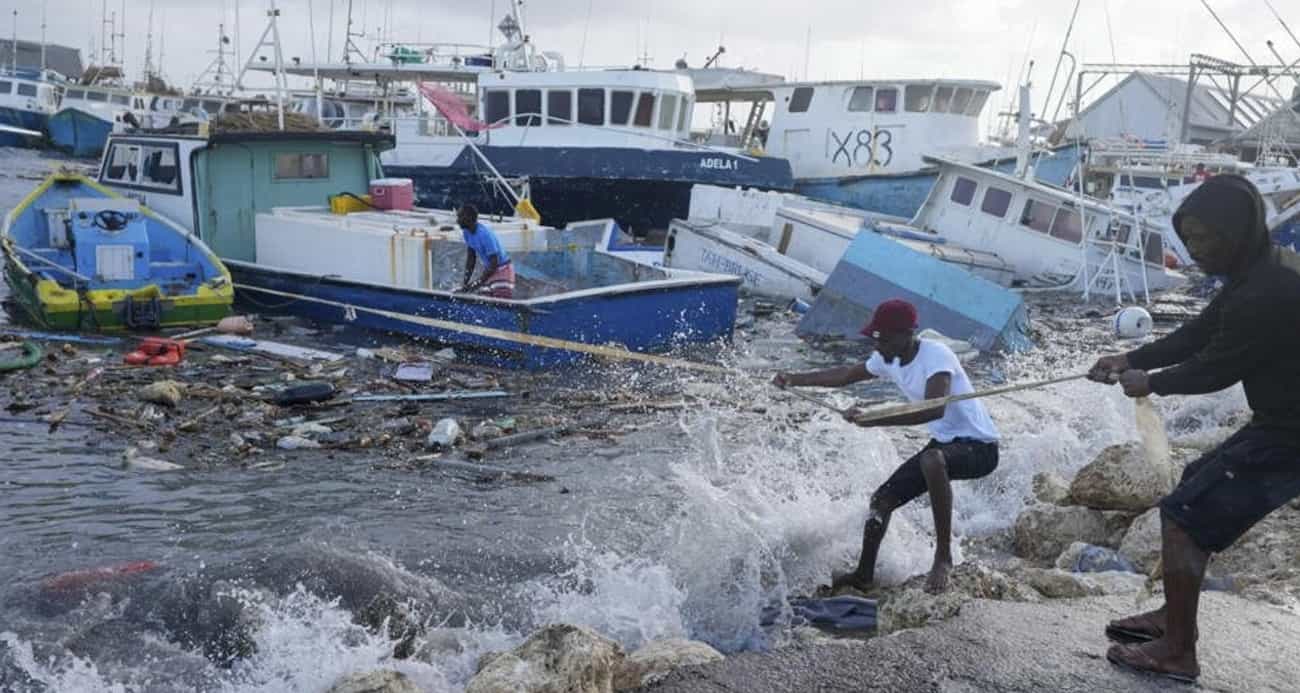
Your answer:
[663,219,827,302]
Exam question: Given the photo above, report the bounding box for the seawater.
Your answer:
[0,146,1251,692]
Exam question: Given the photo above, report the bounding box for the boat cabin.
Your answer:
[915,158,1178,295]
[97,131,391,262]
[692,79,1001,178]
[0,69,61,116]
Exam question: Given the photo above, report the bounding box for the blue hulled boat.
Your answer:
[0,69,60,148]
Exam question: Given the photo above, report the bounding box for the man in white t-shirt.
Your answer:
[774,299,1000,594]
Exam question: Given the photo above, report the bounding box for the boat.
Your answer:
[690,74,1081,219]
[1,172,233,331]
[662,185,1014,303]
[94,129,741,368]
[47,82,142,158]
[254,6,794,234]
[0,68,61,148]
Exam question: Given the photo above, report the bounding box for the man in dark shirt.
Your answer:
[1088,174,1300,683]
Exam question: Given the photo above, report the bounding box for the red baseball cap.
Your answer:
[862,299,918,338]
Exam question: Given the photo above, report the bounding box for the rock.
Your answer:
[465,624,624,693]
[356,594,422,660]
[613,639,724,690]
[877,564,1039,634]
[1012,505,1110,563]
[121,446,184,472]
[1214,504,1300,579]
[1119,507,1163,572]
[291,422,333,437]
[1016,568,1146,599]
[1068,442,1173,512]
[326,669,420,693]
[276,435,322,450]
[1031,471,1071,505]
[139,380,184,408]
[1102,510,1138,547]
[426,418,461,450]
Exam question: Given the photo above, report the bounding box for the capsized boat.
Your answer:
[1,172,233,331]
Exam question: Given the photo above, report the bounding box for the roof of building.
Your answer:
[1075,71,1285,135]
[0,39,84,81]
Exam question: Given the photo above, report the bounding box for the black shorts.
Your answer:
[1160,426,1300,553]
[876,438,1000,507]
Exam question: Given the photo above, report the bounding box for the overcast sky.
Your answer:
[10,0,1300,122]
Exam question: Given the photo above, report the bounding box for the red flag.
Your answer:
[418,82,502,132]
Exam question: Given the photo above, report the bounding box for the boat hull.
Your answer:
[383,146,794,234]
[0,107,48,148]
[228,260,740,369]
[663,220,826,302]
[48,108,114,158]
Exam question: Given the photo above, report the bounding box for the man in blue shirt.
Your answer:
[457,204,515,298]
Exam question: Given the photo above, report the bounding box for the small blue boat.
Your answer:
[48,107,116,158]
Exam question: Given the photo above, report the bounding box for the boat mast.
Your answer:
[10,9,17,76]
[41,2,48,76]
[237,0,288,129]
[143,0,156,82]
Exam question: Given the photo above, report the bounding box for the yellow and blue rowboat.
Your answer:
[1,172,233,332]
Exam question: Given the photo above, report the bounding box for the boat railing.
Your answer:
[476,112,762,161]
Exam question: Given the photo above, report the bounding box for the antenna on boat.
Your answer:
[9,9,17,76]
[143,0,156,82]
[40,1,48,76]
[1041,0,1081,126]
[307,0,323,126]
[194,23,236,95]
[1013,67,1035,180]
[237,0,289,129]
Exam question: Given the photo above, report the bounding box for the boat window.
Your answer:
[112,94,131,106]
[1143,230,1165,265]
[847,86,874,112]
[932,86,954,114]
[1049,207,1083,244]
[981,186,1012,217]
[1132,175,1164,189]
[1114,222,1133,245]
[66,88,84,99]
[633,92,655,127]
[86,91,108,102]
[203,100,223,113]
[658,94,678,130]
[273,152,329,180]
[0,81,10,94]
[547,90,572,125]
[875,88,898,113]
[139,145,180,191]
[905,85,933,113]
[1020,199,1056,234]
[951,88,974,115]
[515,89,542,126]
[182,98,200,111]
[966,90,990,116]
[950,176,977,206]
[577,88,604,125]
[677,97,691,132]
[484,90,510,126]
[17,83,37,97]
[610,90,634,126]
[788,87,814,113]
[104,144,140,183]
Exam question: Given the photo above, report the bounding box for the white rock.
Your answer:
[1119,507,1164,572]
[276,435,322,450]
[138,380,183,408]
[426,418,462,449]
[1013,505,1110,562]
[1031,471,1072,506]
[326,669,420,693]
[613,639,724,690]
[1069,442,1173,512]
[291,422,333,437]
[466,624,624,693]
[1017,567,1146,599]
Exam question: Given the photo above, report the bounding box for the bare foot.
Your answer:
[925,560,952,594]
[830,570,873,594]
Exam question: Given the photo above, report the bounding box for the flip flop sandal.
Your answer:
[1106,644,1199,685]
[1105,614,1164,643]
[1105,623,1161,644]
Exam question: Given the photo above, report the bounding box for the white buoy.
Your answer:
[1114,307,1153,339]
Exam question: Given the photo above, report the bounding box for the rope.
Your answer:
[846,372,1089,424]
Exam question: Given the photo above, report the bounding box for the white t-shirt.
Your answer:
[865,339,999,444]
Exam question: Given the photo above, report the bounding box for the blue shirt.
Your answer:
[461,222,511,267]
